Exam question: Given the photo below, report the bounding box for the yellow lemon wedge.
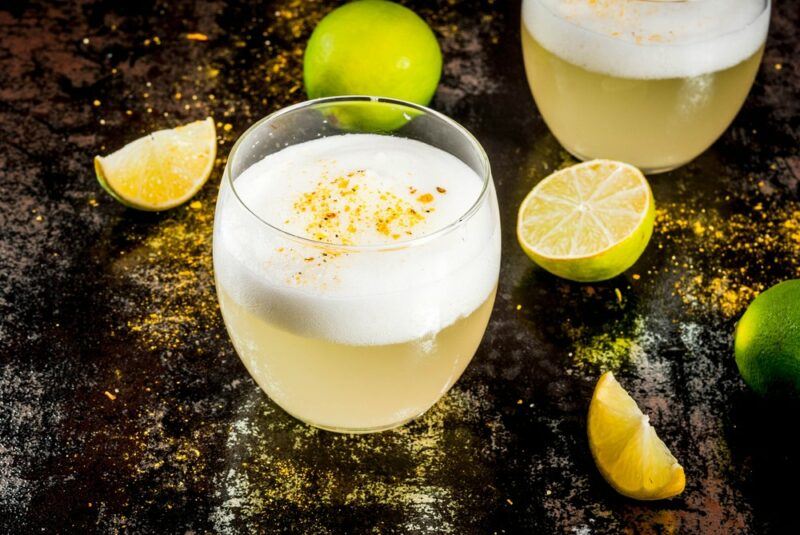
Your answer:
[588,372,685,500]
[94,117,216,211]
[517,160,654,282]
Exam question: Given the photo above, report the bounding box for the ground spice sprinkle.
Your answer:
[291,166,440,245]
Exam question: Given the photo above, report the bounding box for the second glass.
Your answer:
[521,0,771,173]
[213,97,501,433]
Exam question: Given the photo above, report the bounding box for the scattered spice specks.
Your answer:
[656,193,800,318]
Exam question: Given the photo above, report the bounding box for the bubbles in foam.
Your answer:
[522,0,770,79]
[213,134,500,346]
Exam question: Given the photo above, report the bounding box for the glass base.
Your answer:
[283,406,429,434]
[563,146,687,175]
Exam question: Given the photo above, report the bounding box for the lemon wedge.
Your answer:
[588,372,685,500]
[94,117,216,211]
[517,160,654,282]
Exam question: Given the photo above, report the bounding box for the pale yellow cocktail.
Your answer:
[213,99,500,433]
[521,0,770,173]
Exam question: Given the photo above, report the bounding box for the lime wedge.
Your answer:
[94,117,216,211]
[588,372,685,500]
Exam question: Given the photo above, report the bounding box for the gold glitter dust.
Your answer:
[212,384,508,532]
[186,33,209,41]
[676,275,762,319]
[656,199,800,318]
[114,202,218,352]
[568,316,646,371]
[89,405,217,497]
[103,390,117,401]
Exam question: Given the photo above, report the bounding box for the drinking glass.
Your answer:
[213,97,501,433]
[521,0,771,173]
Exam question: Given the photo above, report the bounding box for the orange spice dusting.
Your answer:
[436,187,447,194]
[417,193,434,204]
[292,168,427,245]
[655,197,800,318]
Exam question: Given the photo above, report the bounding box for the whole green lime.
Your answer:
[303,0,441,130]
[734,279,800,397]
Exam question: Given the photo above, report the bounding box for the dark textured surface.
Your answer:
[1,1,799,533]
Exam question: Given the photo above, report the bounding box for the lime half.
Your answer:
[94,117,216,211]
[517,160,655,282]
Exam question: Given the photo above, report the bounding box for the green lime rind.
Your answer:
[317,100,425,133]
[734,279,800,397]
[303,0,441,132]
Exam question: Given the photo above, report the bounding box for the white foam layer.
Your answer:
[214,134,500,346]
[522,0,770,79]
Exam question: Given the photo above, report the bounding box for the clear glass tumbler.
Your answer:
[213,97,501,433]
[521,0,771,173]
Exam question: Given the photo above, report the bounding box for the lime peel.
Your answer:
[734,279,800,396]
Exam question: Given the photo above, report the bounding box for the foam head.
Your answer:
[522,0,770,79]
[214,134,501,346]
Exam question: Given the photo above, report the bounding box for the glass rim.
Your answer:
[224,95,492,253]
[525,0,770,48]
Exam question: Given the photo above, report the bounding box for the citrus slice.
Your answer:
[588,372,685,500]
[517,160,655,282]
[94,117,216,211]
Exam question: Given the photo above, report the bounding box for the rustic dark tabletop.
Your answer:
[1,1,799,533]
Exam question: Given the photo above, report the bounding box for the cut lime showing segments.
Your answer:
[94,117,216,211]
[588,372,685,500]
[517,160,655,282]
